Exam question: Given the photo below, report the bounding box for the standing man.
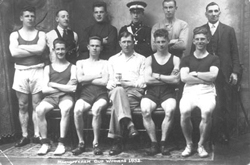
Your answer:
[141,29,180,156]
[9,6,46,147]
[151,0,188,58]
[119,1,153,57]
[79,1,118,60]
[72,36,109,156]
[191,2,241,144]
[36,38,77,155]
[107,31,145,155]
[46,9,78,64]
[180,27,219,158]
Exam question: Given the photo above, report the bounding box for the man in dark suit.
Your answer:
[119,1,153,57]
[191,2,241,144]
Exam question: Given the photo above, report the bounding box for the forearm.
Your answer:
[19,45,44,55]
[160,74,180,84]
[145,75,165,85]
[197,72,216,82]
[182,75,205,84]
[92,78,108,86]
[78,74,101,83]
[42,87,60,94]
[50,83,77,93]
[10,48,34,58]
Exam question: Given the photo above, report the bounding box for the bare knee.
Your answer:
[141,108,152,118]
[36,104,46,118]
[18,101,29,113]
[61,107,71,118]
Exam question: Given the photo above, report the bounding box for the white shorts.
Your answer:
[12,66,43,94]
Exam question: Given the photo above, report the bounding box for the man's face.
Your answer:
[20,11,35,27]
[162,1,177,19]
[119,35,134,54]
[154,36,169,52]
[205,5,221,24]
[54,43,66,60]
[193,33,209,51]
[130,10,143,23]
[56,10,69,28]
[87,39,102,57]
[93,6,106,22]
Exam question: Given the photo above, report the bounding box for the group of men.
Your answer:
[9,0,240,158]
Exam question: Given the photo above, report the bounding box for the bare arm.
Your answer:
[196,66,219,83]
[9,32,34,58]
[92,62,109,86]
[180,67,206,85]
[49,65,77,92]
[144,56,165,85]
[42,66,60,94]
[18,31,46,55]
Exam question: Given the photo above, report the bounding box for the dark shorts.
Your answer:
[43,92,74,108]
[79,84,108,105]
[143,85,176,105]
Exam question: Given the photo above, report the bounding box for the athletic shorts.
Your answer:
[79,84,108,105]
[143,85,176,105]
[42,92,74,108]
[12,66,43,94]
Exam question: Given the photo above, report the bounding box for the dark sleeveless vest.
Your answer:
[15,30,43,66]
[207,28,219,56]
[49,64,72,84]
[151,54,174,75]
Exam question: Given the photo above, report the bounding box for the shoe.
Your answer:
[93,143,103,155]
[109,138,123,155]
[160,142,170,155]
[37,143,51,155]
[15,137,30,147]
[54,143,66,156]
[72,142,85,156]
[145,142,159,156]
[128,126,139,138]
[181,144,193,157]
[31,136,41,144]
[197,145,208,158]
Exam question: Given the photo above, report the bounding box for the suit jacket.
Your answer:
[190,22,241,81]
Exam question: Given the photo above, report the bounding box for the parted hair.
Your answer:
[153,28,170,41]
[53,38,66,48]
[193,27,211,40]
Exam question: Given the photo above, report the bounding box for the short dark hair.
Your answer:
[20,6,36,16]
[55,9,68,17]
[88,36,103,45]
[118,31,134,41]
[153,29,170,41]
[162,0,177,7]
[53,38,66,48]
[93,1,107,12]
[193,27,211,40]
[206,2,220,11]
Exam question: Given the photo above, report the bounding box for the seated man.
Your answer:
[107,31,146,155]
[179,27,219,158]
[72,36,109,156]
[36,38,77,155]
[141,29,180,156]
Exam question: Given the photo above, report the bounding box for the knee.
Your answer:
[61,107,71,117]
[18,101,29,113]
[74,107,83,117]
[36,105,45,118]
[201,111,213,123]
[141,108,151,118]
[180,110,191,121]
[92,108,102,118]
[164,109,175,119]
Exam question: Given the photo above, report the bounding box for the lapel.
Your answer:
[217,22,224,44]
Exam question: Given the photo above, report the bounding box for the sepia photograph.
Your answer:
[0,0,250,164]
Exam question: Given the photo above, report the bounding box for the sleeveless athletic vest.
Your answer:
[151,54,174,75]
[49,64,72,85]
[15,30,43,66]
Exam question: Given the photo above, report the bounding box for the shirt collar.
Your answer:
[57,25,69,33]
[208,21,219,29]
[163,17,176,26]
[118,51,136,58]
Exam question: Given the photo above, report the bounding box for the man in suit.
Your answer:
[191,2,241,144]
[46,9,78,64]
[119,1,153,57]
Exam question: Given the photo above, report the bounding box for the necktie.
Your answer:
[211,24,216,35]
[62,29,68,39]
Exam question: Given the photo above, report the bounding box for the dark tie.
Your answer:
[62,29,68,39]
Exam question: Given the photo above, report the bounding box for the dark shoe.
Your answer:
[145,142,159,156]
[72,142,85,156]
[109,138,123,155]
[128,126,139,138]
[15,137,30,147]
[93,143,103,155]
[31,136,41,144]
[160,142,170,155]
